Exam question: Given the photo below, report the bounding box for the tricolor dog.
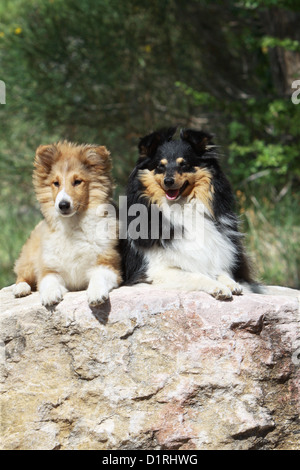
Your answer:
[121,127,254,300]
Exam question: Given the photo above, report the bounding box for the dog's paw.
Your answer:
[222,279,243,295]
[208,282,233,301]
[40,287,64,307]
[13,282,32,298]
[87,286,109,308]
[229,281,243,296]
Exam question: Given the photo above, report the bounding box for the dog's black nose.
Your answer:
[59,201,71,212]
[164,177,175,187]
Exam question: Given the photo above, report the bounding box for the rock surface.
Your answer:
[0,284,300,450]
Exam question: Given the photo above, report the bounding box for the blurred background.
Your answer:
[0,0,299,289]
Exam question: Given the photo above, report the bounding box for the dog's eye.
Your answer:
[53,181,60,187]
[73,179,83,186]
[157,163,165,171]
[179,160,186,167]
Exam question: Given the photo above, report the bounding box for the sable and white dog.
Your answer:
[13,141,121,307]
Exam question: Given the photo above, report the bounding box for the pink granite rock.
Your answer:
[0,285,299,450]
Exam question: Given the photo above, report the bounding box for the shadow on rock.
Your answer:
[90,298,112,325]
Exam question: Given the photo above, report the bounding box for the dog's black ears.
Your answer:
[180,129,214,156]
[138,127,177,159]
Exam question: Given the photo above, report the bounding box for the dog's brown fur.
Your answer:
[14,141,121,307]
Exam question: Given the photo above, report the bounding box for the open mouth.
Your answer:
[165,181,189,201]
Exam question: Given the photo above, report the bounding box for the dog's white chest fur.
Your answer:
[42,210,115,290]
[145,200,236,281]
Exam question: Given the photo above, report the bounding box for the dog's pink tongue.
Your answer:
[166,189,180,201]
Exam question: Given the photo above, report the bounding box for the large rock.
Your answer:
[0,284,299,450]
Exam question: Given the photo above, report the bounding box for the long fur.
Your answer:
[14,141,121,307]
[121,127,254,300]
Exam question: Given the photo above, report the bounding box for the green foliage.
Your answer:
[175,82,217,106]
[0,205,41,288]
[261,36,300,52]
[227,98,300,184]
[240,191,300,289]
[241,0,300,10]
